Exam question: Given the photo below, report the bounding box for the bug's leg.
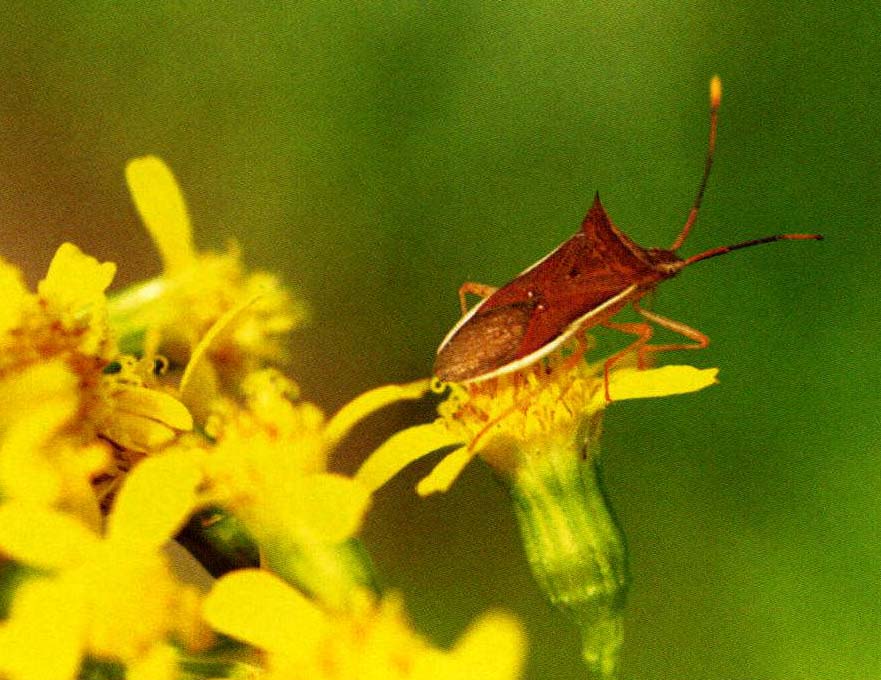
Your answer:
[632,301,709,366]
[561,332,591,371]
[601,320,654,402]
[458,282,498,315]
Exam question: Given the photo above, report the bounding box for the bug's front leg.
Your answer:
[632,301,710,365]
[601,320,655,402]
[457,282,498,316]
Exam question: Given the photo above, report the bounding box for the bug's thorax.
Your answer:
[578,194,685,289]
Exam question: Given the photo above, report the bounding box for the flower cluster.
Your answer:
[0,155,718,680]
[0,157,526,680]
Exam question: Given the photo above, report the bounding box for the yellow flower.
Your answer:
[357,352,716,678]
[193,368,429,605]
[203,569,526,680]
[0,453,209,680]
[0,242,115,377]
[0,245,192,523]
[0,361,106,527]
[202,370,366,543]
[357,357,718,496]
[111,155,306,382]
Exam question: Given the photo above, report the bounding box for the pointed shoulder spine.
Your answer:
[582,192,610,233]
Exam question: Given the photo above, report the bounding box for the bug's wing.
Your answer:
[433,301,533,382]
[515,281,638,360]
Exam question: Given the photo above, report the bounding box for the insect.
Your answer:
[433,77,822,400]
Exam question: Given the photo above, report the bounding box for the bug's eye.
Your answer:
[568,267,580,278]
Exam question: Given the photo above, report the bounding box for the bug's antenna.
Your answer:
[670,75,722,251]
[682,232,823,267]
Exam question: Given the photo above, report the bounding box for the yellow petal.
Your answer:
[603,365,719,403]
[83,552,179,659]
[203,569,325,653]
[0,361,78,424]
[179,294,260,411]
[0,363,82,506]
[178,356,219,425]
[445,611,526,680]
[0,410,66,506]
[415,445,472,497]
[0,578,84,680]
[113,385,194,431]
[324,379,432,449]
[100,411,180,453]
[288,474,371,543]
[126,644,178,680]
[55,443,108,532]
[0,504,98,570]
[107,453,202,551]
[355,423,464,493]
[37,242,116,312]
[125,156,195,274]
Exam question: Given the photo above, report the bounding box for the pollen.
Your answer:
[438,353,604,468]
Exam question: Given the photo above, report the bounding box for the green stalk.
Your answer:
[508,428,628,679]
[261,535,381,609]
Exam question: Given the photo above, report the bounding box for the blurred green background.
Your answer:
[1,2,878,678]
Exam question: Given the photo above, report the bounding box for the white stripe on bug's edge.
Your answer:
[437,237,582,355]
[440,283,639,384]
[436,294,493,355]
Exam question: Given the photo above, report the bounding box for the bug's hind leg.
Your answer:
[601,320,655,402]
[632,301,709,366]
[458,282,498,315]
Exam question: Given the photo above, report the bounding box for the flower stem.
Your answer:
[176,508,260,578]
[508,434,628,679]
[262,535,382,610]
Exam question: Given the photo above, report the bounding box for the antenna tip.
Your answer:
[710,75,722,108]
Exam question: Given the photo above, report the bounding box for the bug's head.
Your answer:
[644,247,685,277]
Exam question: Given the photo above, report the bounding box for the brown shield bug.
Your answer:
[433,77,822,400]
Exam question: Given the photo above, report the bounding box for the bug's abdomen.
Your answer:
[433,302,534,382]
